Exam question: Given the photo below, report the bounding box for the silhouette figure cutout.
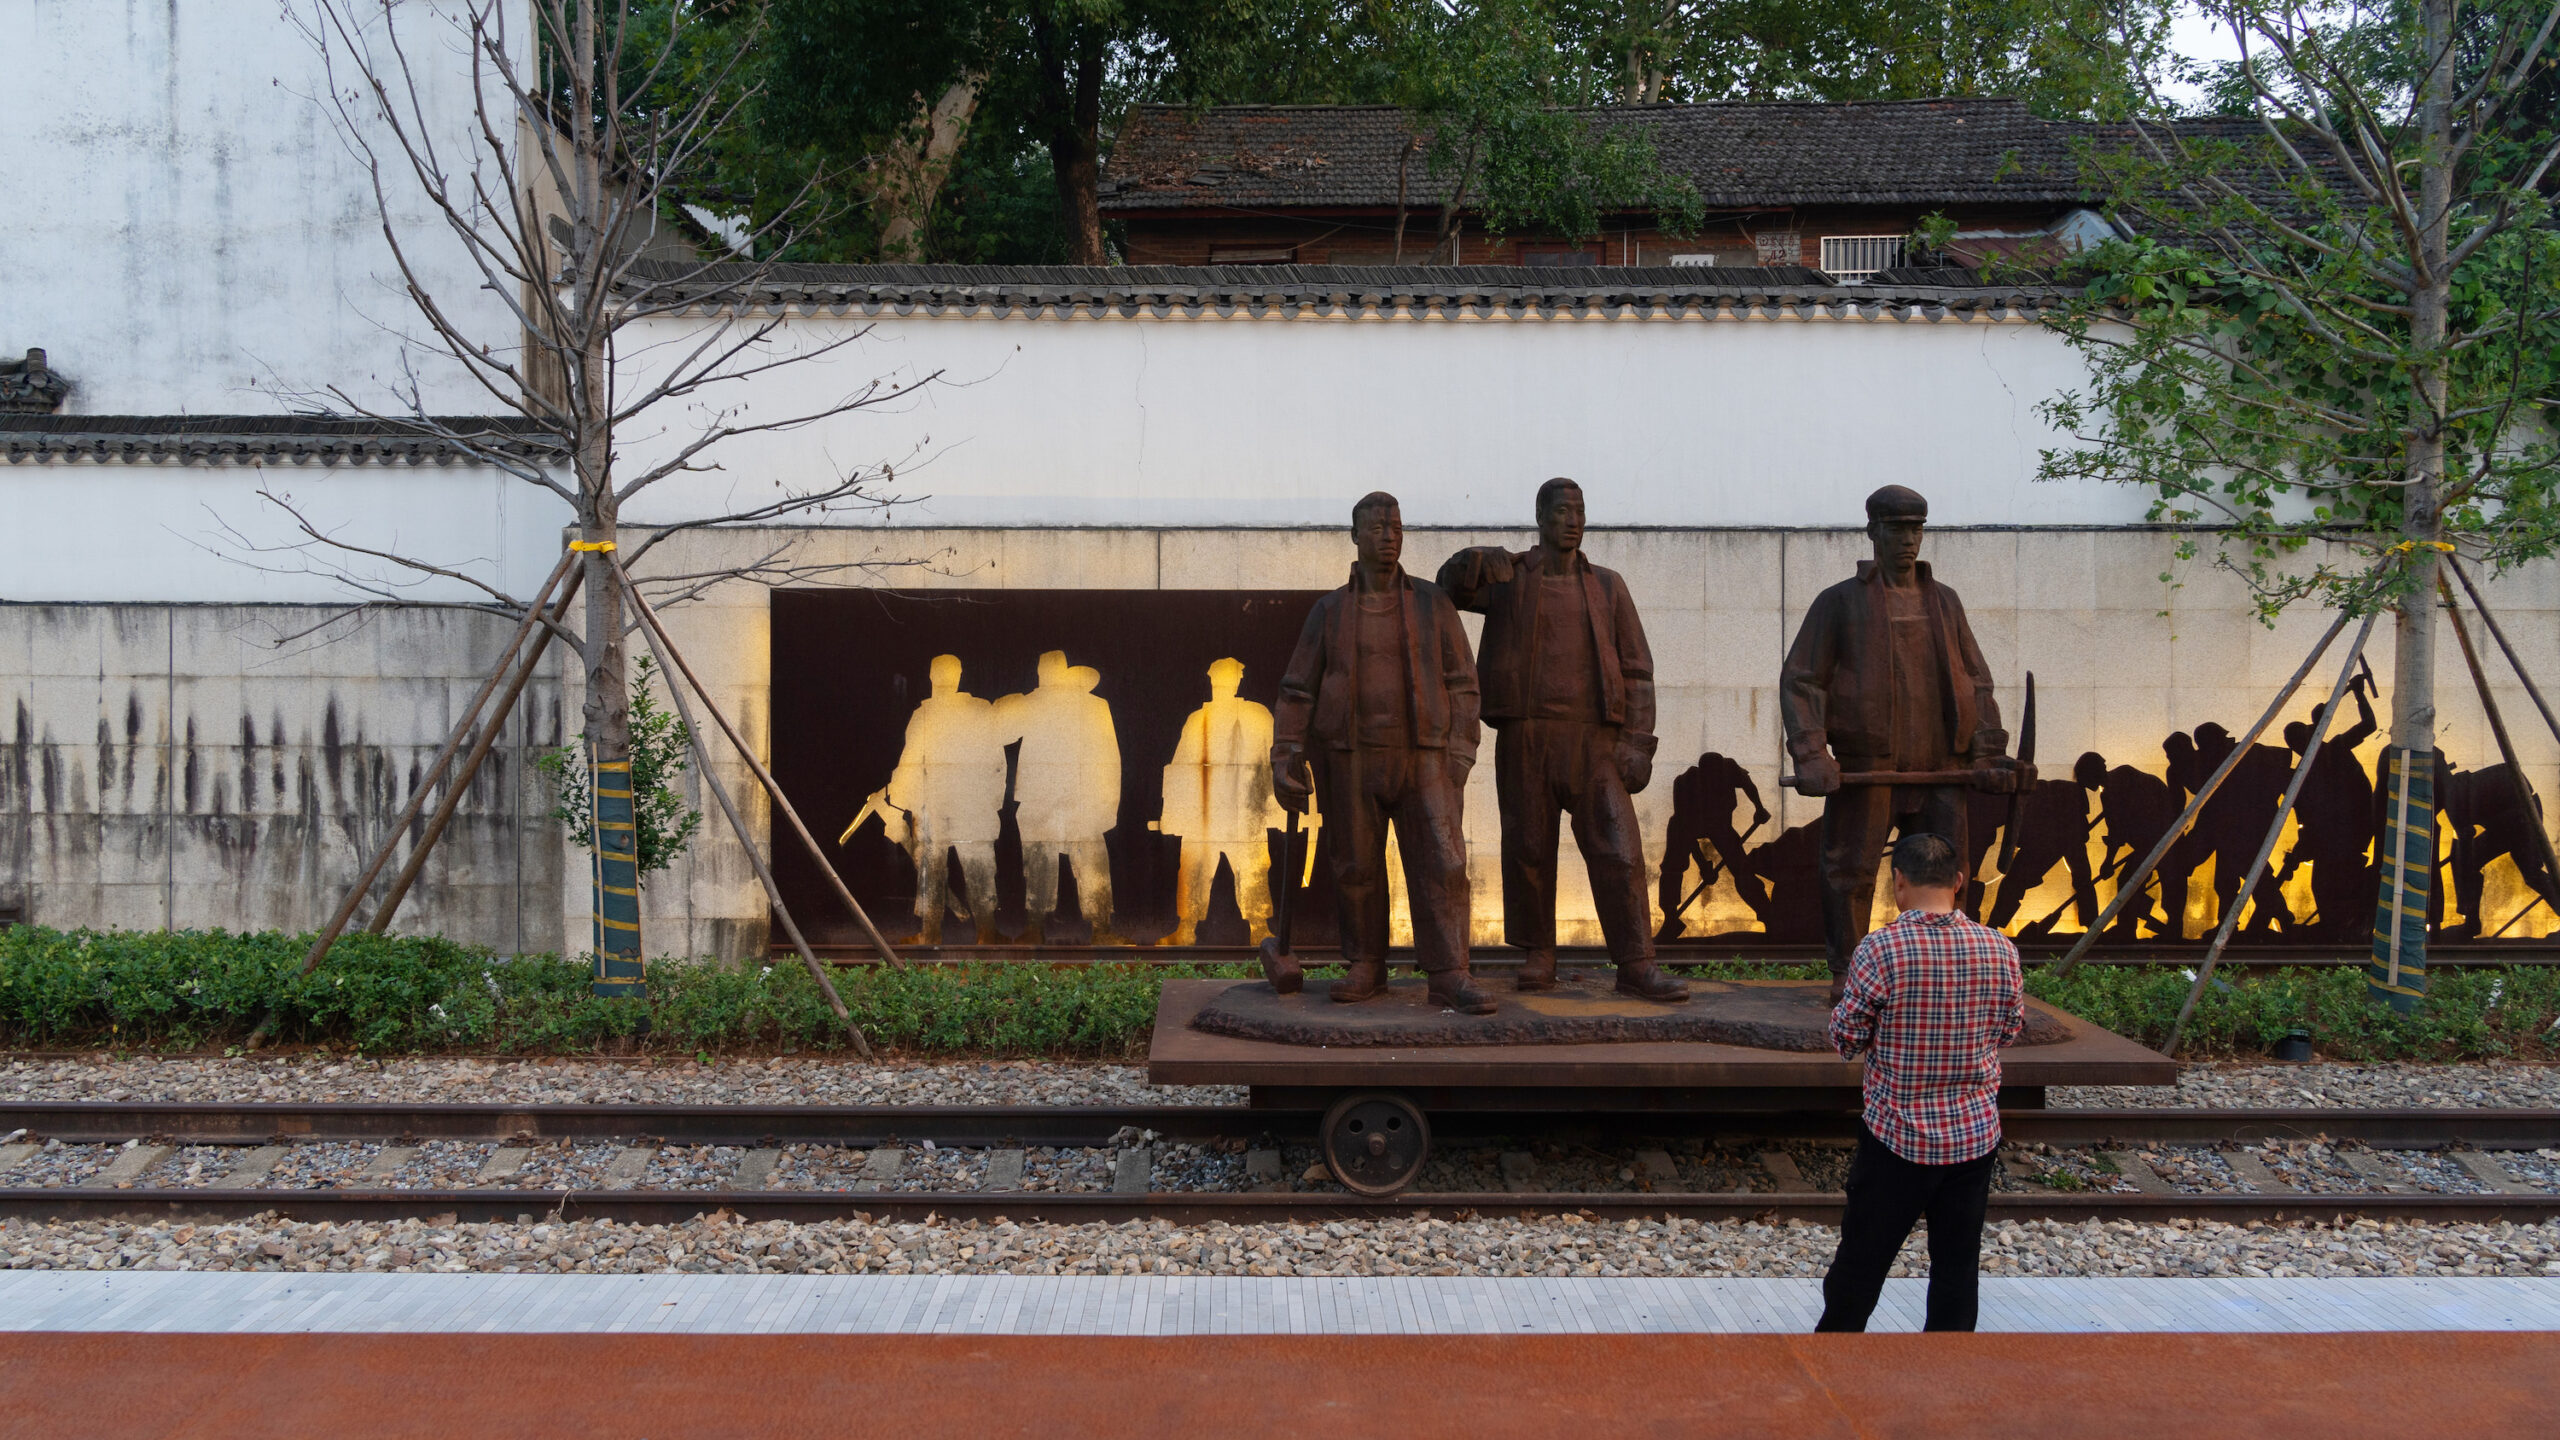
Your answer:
[2073,751,2180,939]
[876,653,1005,945]
[1982,776,2099,937]
[2439,760,2560,938]
[2274,673,2379,939]
[1653,752,1772,941]
[1157,657,1286,946]
[995,650,1126,945]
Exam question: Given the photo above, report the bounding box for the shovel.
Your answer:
[1258,802,1309,994]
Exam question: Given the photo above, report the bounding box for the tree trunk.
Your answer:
[874,75,981,263]
[2374,0,2460,1011]
[1036,20,1108,266]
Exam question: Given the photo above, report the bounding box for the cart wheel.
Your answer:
[1320,1091,1430,1197]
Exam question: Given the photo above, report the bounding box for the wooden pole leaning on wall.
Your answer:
[294,549,577,979]
[365,569,586,936]
[2050,608,2355,980]
[2438,575,2560,916]
[2447,556,2560,749]
[611,574,906,970]
[2163,613,2379,1056]
[612,564,873,1057]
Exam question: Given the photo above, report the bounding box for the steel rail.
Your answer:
[4,1188,2554,1227]
[2,1102,2556,1150]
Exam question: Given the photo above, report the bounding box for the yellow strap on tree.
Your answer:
[569,540,618,552]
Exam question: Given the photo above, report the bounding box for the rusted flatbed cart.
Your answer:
[1148,977,2179,1195]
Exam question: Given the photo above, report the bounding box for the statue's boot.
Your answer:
[1329,960,1388,1003]
[1615,960,1691,1004]
[1514,949,1558,993]
[1428,970,1499,1016]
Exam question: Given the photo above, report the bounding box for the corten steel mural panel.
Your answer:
[772,590,2560,953]
[770,589,1332,948]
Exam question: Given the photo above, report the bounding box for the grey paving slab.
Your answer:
[5,1273,2553,1335]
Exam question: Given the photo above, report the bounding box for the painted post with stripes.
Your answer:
[590,757,646,997]
[2366,746,2434,1013]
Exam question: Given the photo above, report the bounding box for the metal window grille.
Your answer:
[1819,235,1906,280]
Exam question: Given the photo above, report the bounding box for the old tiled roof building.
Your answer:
[1102,99,2118,276]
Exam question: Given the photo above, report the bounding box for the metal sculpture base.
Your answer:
[1191,975,2071,1050]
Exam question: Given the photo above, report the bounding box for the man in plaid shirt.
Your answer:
[1817,831,2024,1333]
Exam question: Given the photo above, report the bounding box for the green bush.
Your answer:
[0,926,2552,1061]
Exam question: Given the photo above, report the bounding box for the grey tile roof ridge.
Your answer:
[1,414,565,464]
[612,261,2076,306]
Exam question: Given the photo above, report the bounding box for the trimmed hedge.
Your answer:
[0,926,2553,1061]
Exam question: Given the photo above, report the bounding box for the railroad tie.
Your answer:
[1500,1152,1540,1194]
[94,1144,169,1189]
[853,1148,905,1193]
[2223,1150,2297,1195]
[360,1147,419,1183]
[1634,1150,1680,1188]
[604,1145,658,1189]
[730,1148,781,1191]
[477,1146,531,1183]
[2339,1149,2414,1194]
[1756,1152,1808,1191]
[2102,1151,2178,1196]
[2449,1151,2538,1196]
[0,1143,37,1180]
[224,1146,289,1185]
[981,1149,1026,1193]
[1112,1147,1152,1195]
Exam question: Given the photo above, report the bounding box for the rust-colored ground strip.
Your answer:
[3,1331,2552,1439]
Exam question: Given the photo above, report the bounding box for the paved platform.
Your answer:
[4,1331,2553,1439]
[4,1272,2556,1334]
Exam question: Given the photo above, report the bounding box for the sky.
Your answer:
[2162,2,2250,110]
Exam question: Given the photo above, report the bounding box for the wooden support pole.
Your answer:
[2438,576,2560,918]
[614,565,872,1058]
[612,573,906,969]
[2447,557,2560,750]
[2051,609,2354,979]
[294,550,575,979]
[2164,614,2377,1056]
[365,569,585,936]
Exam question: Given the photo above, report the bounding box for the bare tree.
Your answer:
[278,0,945,967]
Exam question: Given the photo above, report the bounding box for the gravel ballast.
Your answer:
[4,1055,2556,1110]
[1,1211,2552,1280]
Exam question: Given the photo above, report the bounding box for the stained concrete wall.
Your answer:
[0,0,519,417]
[0,602,566,952]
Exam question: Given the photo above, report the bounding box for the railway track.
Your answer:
[0,1101,2553,1227]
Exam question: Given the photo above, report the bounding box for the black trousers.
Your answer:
[1816,1126,1997,1333]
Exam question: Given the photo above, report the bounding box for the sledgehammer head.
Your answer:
[1257,936,1303,995]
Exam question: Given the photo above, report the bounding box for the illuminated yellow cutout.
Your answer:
[874,653,1005,945]
[995,651,1127,943]
[1156,658,1286,946]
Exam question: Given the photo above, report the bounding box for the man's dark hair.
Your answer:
[1352,490,1400,527]
[1536,477,1581,516]
[1891,832,1962,889]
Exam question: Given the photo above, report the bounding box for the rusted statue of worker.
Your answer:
[1440,478,1688,1002]
[1272,491,1494,1015]
[1782,485,2024,1002]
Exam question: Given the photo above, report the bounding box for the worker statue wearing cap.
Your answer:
[1782,485,2024,1001]
[1440,478,1688,1003]
[1272,491,1496,1015]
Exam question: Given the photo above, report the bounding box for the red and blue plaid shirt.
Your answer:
[1829,908,2025,1166]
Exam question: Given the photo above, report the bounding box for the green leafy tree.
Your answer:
[540,658,706,884]
[2038,0,2560,1002]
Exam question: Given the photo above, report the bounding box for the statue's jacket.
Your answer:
[1273,567,1481,763]
[1437,545,1657,758]
[1781,559,2008,768]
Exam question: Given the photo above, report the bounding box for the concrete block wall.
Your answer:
[0,603,566,952]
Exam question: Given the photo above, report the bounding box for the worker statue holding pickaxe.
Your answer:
[1782,485,2033,1004]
